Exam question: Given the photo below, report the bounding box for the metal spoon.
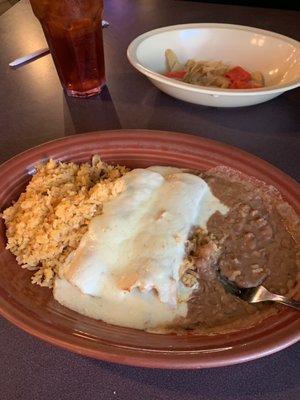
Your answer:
[218,272,300,311]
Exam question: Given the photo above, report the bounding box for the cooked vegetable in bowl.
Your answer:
[164,49,265,89]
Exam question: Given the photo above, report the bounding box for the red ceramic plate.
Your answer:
[0,130,299,369]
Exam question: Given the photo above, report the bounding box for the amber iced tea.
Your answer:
[30,0,105,97]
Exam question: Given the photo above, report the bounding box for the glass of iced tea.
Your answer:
[29,0,105,98]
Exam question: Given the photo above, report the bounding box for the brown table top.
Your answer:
[0,0,299,399]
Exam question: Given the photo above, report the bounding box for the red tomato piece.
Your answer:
[225,66,252,82]
[229,80,254,89]
[165,70,187,79]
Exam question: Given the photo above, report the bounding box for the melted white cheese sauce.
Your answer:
[54,167,228,330]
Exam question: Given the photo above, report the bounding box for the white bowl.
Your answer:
[127,23,300,107]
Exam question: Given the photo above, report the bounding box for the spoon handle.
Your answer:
[269,294,300,310]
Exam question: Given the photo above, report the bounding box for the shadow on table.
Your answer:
[104,70,299,146]
[1,309,299,400]
[145,88,300,141]
[62,85,122,135]
[92,344,300,400]
[141,88,300,179]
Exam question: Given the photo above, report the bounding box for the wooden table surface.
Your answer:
[0,1,299,399]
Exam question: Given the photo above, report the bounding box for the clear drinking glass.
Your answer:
[29,0,106,98]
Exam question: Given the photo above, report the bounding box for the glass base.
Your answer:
[65,82,106,98]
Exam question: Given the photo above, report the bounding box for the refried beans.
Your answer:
[180,166,300,335]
